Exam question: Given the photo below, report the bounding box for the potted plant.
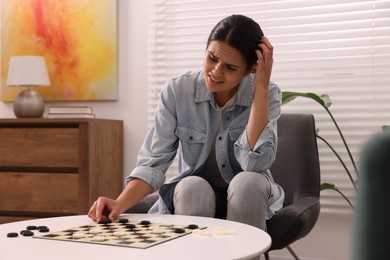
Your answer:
[282,91,358,209]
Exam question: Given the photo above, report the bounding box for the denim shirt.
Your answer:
[126,70,285,219]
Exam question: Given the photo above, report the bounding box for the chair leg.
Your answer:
[264,246,299,260]
[286,245,300,260]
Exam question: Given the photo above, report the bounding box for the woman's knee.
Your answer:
[227,172,270,230]
[173,176,215,217]
[228,171,271,200]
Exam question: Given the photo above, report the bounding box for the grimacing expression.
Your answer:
[203,41,252,97]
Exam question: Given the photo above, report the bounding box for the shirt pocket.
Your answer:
[175,125,206,168]
[175,124,206,144]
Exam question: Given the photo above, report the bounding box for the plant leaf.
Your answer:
[320,94,332,108]
[282,91,332,108]
[281,91,298,104]
[320,182,337,191]
[382,125,390,132]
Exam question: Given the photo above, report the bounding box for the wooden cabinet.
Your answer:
[0,118,123,224]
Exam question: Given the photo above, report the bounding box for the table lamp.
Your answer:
[6,56,50,118]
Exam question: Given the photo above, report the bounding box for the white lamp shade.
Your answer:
[6,56,50,87]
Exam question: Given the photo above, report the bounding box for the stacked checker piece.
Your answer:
[34,218,206,249]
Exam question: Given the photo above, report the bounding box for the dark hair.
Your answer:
[207,14,263,70]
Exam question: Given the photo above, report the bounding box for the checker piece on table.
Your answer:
[34,218,205,249]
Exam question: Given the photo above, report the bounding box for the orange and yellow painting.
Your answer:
[1,0,117,101]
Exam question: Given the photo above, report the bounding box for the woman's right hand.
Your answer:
[87,196,122,223]
[88,178,154,223]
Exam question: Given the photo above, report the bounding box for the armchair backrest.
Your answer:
[270,113,321,205]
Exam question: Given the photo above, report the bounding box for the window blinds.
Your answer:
[146,0,390,212]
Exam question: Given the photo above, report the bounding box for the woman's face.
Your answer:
[203,40,251,104]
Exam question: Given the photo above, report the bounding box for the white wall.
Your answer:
[0,1,353,259]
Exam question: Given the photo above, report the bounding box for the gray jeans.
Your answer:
[173,171,271,230]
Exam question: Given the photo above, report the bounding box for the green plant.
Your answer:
[282,91,358,209]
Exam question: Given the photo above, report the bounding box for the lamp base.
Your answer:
[13,88,45,118]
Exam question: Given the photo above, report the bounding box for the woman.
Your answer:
[88,14,284,231]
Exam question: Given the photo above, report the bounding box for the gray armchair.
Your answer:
[264,113,321,259]
[127,113,321,260]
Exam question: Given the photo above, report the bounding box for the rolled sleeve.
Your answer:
[125,166,166,191]
[234,122,277,172]
[233,82,281,172]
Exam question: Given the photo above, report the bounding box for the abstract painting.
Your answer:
[1,0,117,101]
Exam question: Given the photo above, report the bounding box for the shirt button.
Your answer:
[189,136,193,141]
[218,136,222,141]
[222,164,226,168]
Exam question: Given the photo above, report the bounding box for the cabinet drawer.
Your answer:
[0,172,79,214]
[0,127,79,168]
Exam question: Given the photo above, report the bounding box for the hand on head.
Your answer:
[253,36,274,88]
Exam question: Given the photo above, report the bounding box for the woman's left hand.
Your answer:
[253,36,274,90]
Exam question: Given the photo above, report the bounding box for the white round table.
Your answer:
[0,214,271,260]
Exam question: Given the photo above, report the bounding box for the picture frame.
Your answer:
[1,0,118,101]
